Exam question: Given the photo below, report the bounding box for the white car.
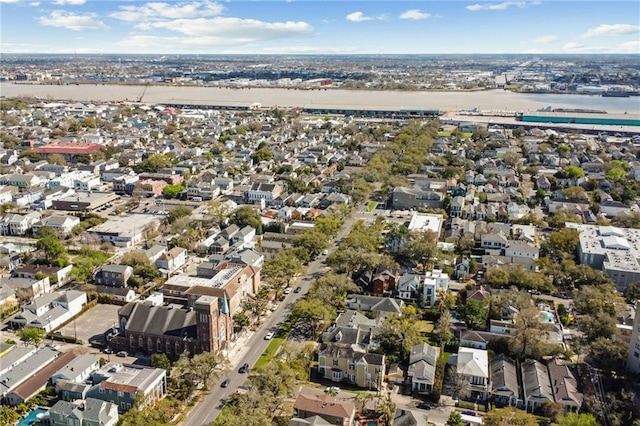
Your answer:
[325,386,341,394]
[322,249,329,255]
[264,332,274,340]
[283,287,292,295]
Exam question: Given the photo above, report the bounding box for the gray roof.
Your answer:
[50,397,118,424]
[0,347,61,395]
[53,354,99,382]
[122,302,197,338]
[290,416,333,426]
[522,359,553,403]
[490,354,520,398]
[547,358,583,409]
[100,264,132,274]
[407,360,436,385]
[409,343,439,366]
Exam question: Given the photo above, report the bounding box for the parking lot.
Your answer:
[58,303,121,345]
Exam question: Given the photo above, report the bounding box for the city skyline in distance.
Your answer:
[0,0,638,55]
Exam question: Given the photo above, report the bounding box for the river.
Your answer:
[1,83,638,114]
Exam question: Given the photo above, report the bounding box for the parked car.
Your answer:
[461,410,476,416]
[116,351,127,357]
[417,402,432,410]
[265,332,274,340]
[221,379,230,388]
[283,287,292,295]
[325,386,341,394]
[270,304,278,311]
[294,286,302,293]
[322,249,329,255]
[239,363,249,374]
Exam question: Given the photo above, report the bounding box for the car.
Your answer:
[221,379,230,388]
[293,286,302,293]
[461,410,476,416]
[283,287,292,295]
[239,363,249,374]
[325,386,341,394]
[270,304,278,311]
[264,332,274,340]
[417,402,432,410]
[322,249,329,255]
[116,351,127,357]
[103,347,113,354]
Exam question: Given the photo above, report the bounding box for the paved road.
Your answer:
[182,205,366,426]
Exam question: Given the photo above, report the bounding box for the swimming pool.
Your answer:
[541,311,555,323]
[17,408,48,426]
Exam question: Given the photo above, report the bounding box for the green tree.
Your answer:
[588,337,628,374]
[307,273,358,310]
[458,299,488,330]
[434,309,454,345]
[166,205,192,224]
[547,209,583,228]
[47,153,66,165]
[402,230,439,271]
[555,412,600,426]
[375,305,423,361]
[0,405,21,425]
[162,184,185,198]
[262,249,304,292]
[229,206,262,234]
[484,407,538,426]
[446,411,464,426]
[17,327,47,348]
[542,228,580,261]
[251,147,273,163]
[290,299,334,338]
[36,231,67,263]
[606,167,626,182]
[150,353,171,377]
[563,166,585,179]
[294,229,330,259]
[120,250,160,281]
[624,281,640,303]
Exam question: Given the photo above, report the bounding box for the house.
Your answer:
[504,241,539,260]
[94,265,133,288]
[0,212,41,235]
[318,326,385,390]
[456,347,489,400]
[13,264,73,287]
[3,350,76,406]
[245,182,283,205]
[407,343,440,393]
[459,330,512,350]
[87,363,167,413]
[490,354,522,407]
[10,290,87,332]
[292,393,356,426]
[56,379,91,402]
[49,398,119,426]
[0,276,51,301]
[346,295,403,317]
[455,257,471,280]
[423,269,449,306]
[155,247,188,274]
[32,215,80,236]
[94,286,137,303]
[51,354,100,385]
[397,274,421,301]
[547,358,583,412]
[521,359,554,412]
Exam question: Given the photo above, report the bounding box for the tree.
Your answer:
[291,299,333,338]
[251,147,273,163]
[162,184,185,198]
[437,290,457,312]
[541,400,563,422]
[307,273,359,310]
[47,153,66,165]
[458,299,488,330]
[402,230,439,271]
[556,412,600,426]
[262,250,304,293]
[434,309,454,345]
[624,281,640,303]
[561,186,588,202]
[509,305,554,359]
[547,209,583,229]
[36,231,67,263]
[120,250,160,281]
[0,405,21,425]
[606,167,627,182]
[171,350,229,398]
[446,411,464,426]
[166,205,192,224]
[17,327,47,348]
[375,305,423,361]
[150,353,171,377]
[446,368,471,400]
[229,206,262,234]
[542,228,580,261]
[563,166,585,179]
[293,229,330,259]
[484,407,538,426]
[588,337,628,374]
[232,312,250,333]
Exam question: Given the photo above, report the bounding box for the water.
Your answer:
[1,83,638,114]
[17,408,48,426]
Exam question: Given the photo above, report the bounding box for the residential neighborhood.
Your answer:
[0,94,639,426]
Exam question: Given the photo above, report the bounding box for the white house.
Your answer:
[10,290,87,332]
[407,343,440,393]
[51,353,100,385]
[456,347,489,400]
[0,212,42,236]
[155,247,188,273]
[423,269,449,306]
[33,215,81,236]
[504,241,539,259]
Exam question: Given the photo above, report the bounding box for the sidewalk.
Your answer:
[224,329,254,368]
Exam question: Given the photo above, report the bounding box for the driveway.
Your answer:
[58,303,121,345]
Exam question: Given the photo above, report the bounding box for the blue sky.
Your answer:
[0,0,638,54]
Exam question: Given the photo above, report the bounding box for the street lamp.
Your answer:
[46,315,52,343]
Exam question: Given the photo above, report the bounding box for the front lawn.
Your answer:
[254,337,285,369]
[367,201,378,212]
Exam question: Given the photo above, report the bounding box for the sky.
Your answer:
[0,0,638,54]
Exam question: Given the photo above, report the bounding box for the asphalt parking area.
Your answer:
[58,303,121,345]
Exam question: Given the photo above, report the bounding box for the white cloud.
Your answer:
[136,17,312,39]
[37,10,110,31]
[0,0,19,3]
[399,9,432,20]
[346,11,372,22]
[466,1,539,11]
[29,2,41,6]
[580,24,640,39]
[53,0,86,5]
[562,42,607,53]
[109,1,223,22]
[533,35,558,43]
[618,40,640,53]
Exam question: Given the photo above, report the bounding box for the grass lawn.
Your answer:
[367,201,378,212]
[254,337,285,369]
[417,320,434,334]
